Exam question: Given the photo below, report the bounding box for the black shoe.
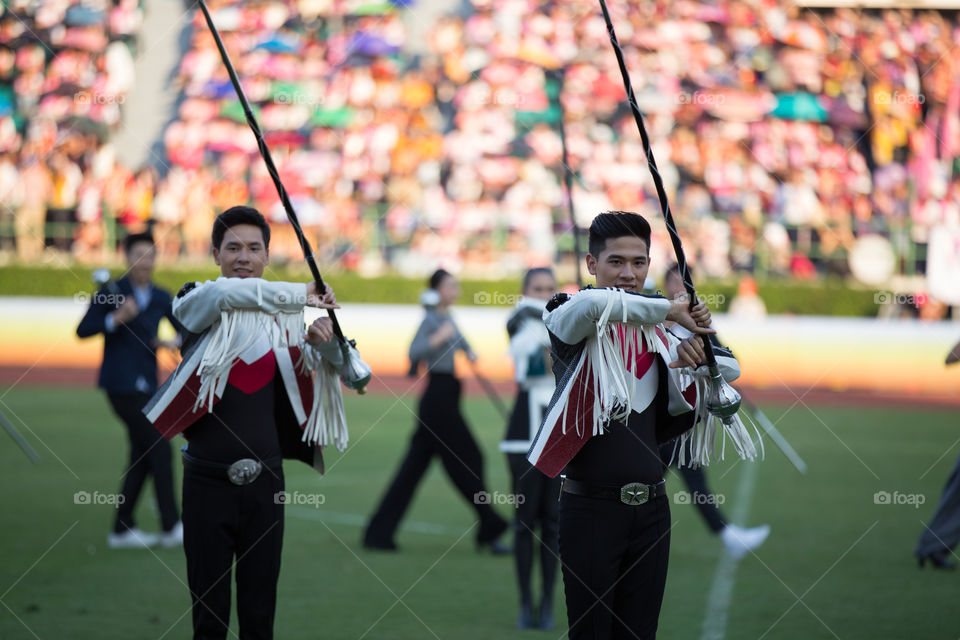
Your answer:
[477,516,509,548]
[477,538,511,555]
[516,603,534,629]
[917,551,957,570]
[363,533,398,552]
[537,599,554,630]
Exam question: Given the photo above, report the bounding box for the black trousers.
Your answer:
[365,373,507,545]
[559,492,671,640]
[107,391,178,532]
[182,466,284,640]
[659,441,726,533]
[507,453,561,605]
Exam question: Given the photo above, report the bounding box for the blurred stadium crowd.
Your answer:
[0,0,958,284]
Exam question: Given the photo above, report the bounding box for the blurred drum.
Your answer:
[848,235,895,286]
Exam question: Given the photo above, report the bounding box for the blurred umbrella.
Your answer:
[269,80,308,101]
[200,79,237,100]
[310,106,353,127]
[254,35,301,54]
[220,100,262,123]
[65,5,106,27]
[61,115,108,141]
[823,95,868,129]
[516,103,561,127]
[263,130,307,147]
[349,2,398,15]
[770,92,827,122]
[349,32,399,57]
[0,87,12,117]
[704,89,776,121]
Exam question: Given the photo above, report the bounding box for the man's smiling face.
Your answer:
[213,224,269,278]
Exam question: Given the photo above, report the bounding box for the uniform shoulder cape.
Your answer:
[526,287,756,478]
[143,278,348,474]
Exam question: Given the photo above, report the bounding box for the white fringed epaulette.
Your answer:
[192,308,349,452]
[582,290,762,468]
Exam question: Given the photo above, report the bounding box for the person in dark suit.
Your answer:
[77,232,182,549]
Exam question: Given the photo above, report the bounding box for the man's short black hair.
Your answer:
[588,211,652,257]
[429,268,452,290]
[212,206,271,250]
[522,267,554,291]
[123,231,154,254]
[665,262,693,281]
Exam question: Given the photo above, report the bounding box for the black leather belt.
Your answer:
[562,478,666,506]
[182,448,282,486]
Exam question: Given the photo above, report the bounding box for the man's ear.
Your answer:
[212,246,221,266]
[586,253,597,276]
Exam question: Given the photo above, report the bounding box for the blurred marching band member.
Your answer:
[499,267,562,630]
[526,212,740,640]
[364,269,509,553]
[143,206,348,640]
[914,337,960,570]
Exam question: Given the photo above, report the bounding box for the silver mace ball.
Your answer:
[339,339,372,395]
[703,365,742,423]
[92,268,111,286]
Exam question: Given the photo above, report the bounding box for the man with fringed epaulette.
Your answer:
[527,211,742,640]
[143,206,347,640]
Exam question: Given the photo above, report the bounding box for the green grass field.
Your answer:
[1,386,958,640]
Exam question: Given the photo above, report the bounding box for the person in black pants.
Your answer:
[143,207,345,639]
[364,269,509,552]
[500,268,561,629]
[77,231,182,549]
[914,337,960,570]
[526,212,740,640]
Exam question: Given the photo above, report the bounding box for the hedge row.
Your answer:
[0,264,881,316]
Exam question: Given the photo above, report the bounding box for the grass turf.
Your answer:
[1,386,958,639]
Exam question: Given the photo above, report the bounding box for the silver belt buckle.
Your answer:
[228,459,263,486]
[620,482,650,506]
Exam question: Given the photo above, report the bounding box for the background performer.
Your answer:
[364,269,509,553]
